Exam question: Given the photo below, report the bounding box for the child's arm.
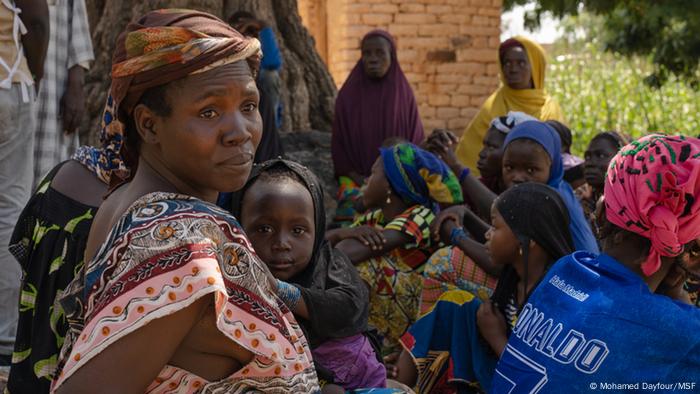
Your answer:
[335,228,411,264]
[476,301,509,357]
[277,252,370,338]
[440,219,502,277]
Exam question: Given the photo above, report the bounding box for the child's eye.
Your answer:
[293,227,306,235]
[527,168,535,174]
[503,165,512,171]
[199,109,219,119]
[257,225,273,234]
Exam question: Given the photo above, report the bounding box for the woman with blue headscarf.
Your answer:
[501,120,599,252]
[326,143,463,356]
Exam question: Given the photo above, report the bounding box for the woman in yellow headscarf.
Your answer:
[455,36,564,174]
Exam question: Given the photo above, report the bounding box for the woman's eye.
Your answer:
[503,165,512,171]
[199,109,218,119]
[242,102,257,113]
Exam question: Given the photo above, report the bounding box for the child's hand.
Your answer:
[424,129,460,172]
[383,351,400,379]
[476,301,508,355]
[348,226,387,250]
[431,205,467,241]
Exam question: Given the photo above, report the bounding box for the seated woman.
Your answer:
[396,182,574,393]
[492,135,700,392]
[578,131,626,220]
[331,30,424,226]
[421,120,599,314]
[51,10,318,393]
[234,159,386,390]
[326,143,463,357]
[6,96,129,394]
[455,36,564,176]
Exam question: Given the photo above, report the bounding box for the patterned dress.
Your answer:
[354,205,435,354]
[51,192,319,393]
[7,162,96,393]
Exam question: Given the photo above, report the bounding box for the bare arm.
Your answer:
[440,219,501,277]
[56,297,210,394]
[336,229,411,264]
[15,0,49,86]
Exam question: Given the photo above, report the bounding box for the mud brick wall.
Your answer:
[298,0,502,134]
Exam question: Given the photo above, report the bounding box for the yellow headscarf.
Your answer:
[455,36,564,175]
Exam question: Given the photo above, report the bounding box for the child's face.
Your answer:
[584,137,619,189]
[502,139,551,189]
[362,157,390,209]
[485,203,521,266]
[478,127,506,178]
[240,180,315,281]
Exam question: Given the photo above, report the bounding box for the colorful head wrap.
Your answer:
[604,134,700,276]
[111,9,261,122]
[380,143,463,212]
[72,9,261,186]
[504,121,599,253]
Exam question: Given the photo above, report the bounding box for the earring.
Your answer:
[518,246,523,256]
[386,190,392,205]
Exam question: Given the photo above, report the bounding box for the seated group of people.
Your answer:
[4,9,699,394]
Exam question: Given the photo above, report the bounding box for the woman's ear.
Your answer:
[132,103,159,145]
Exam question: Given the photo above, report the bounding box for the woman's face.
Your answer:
[477,127,506,178]
[502,139,551,189]
[241,179,315,281]
[137,60,262,198]
[362,157,390,209]
[362,36,392,79]
[584,137,619,189]
[485,203,521,266]
[501,46,533,90]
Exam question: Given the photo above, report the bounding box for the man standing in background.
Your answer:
[32,0,93,186]
[0,0,48,384]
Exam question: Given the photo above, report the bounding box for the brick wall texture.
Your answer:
[298,0,502,134]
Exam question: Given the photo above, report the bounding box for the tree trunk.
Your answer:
[82,0,336,146]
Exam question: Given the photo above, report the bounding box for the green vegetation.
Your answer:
[505,0,700,86]
[542,14,700,154]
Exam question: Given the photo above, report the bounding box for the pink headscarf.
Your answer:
[604,134,700,276]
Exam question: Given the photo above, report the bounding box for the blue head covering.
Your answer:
[504,121,599,252]
[380,143,463,213]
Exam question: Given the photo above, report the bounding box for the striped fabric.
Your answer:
[33,0,94,186]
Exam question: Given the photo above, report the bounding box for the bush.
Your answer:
[547,42,700,154]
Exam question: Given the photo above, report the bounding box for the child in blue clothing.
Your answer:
[493,135,700,393]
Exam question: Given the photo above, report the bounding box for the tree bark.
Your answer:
[82,0,336,145]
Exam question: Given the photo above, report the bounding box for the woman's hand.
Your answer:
[431,205,468,242]
[476,301,508,356]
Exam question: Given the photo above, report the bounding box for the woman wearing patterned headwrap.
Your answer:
[50,10,318,393]
[492,135,700,392]
[326,142,463,356]
[6,94,128,394]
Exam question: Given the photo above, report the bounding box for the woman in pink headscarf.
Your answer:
[331,30,424,225]
[491,134,700,392]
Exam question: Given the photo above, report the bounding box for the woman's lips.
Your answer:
[220,153,253,167]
